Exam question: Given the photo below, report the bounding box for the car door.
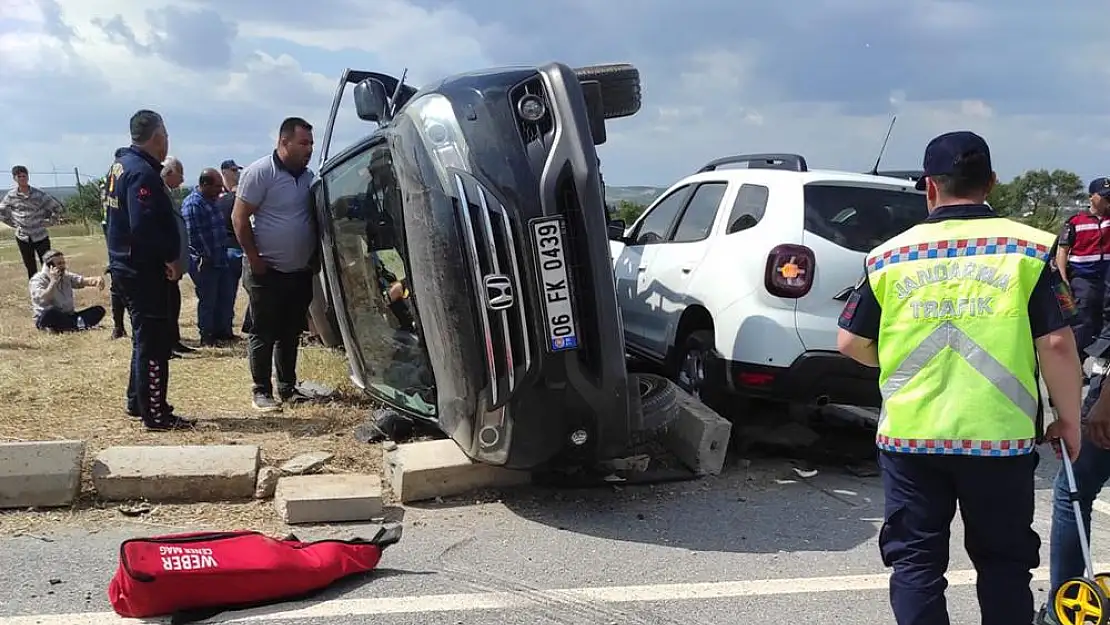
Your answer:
[641,181,730,354]
[612,185,692,354]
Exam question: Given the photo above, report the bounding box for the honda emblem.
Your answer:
[483,274,514,311]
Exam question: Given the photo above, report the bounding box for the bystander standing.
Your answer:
[231,117,320,412]
[160,157,195,357]
[0,165,64,279]
[182,168,230,346]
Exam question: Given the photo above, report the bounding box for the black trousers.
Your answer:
[35,306,106,332]
[242,265,314,397]
[101,223,127,331]
[168,279,182,345]
[879,450,1040,625]
[16,236,50,280]
[113,269,174,423]
[109,277,127,330]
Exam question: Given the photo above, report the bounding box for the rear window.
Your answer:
[803,184,927,253]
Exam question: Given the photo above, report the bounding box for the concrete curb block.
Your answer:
[91,444,261,503]
[0,440,86,509]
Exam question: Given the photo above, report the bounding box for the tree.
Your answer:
[63,176,106,235]
[613,199,647,224]
[988,168,1084,233]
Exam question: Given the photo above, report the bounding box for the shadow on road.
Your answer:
[487,407,887,555]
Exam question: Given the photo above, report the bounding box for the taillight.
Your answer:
[737,371,775,387]
[765,244,815,298]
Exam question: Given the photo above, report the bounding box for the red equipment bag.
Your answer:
[108,523,402,623]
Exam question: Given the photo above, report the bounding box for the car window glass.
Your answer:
[803,184,927,253]
[670,183,727,243]
[633,187,689,245]
[726,184,769,234]
[323,143,436,416]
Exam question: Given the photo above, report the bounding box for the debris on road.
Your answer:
[254,467,280,499]
[279,451,334,476]
[118,502,153,517]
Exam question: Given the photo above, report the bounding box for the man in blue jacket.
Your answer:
[104,109,194,431]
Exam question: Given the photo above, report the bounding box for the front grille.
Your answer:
[550,166,602,379]
[452,173,533,410]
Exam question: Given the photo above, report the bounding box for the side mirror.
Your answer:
[607,219,626,241]
[354,78,391,123]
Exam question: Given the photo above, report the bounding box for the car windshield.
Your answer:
[321,142,436,417]
[803,183,928,253]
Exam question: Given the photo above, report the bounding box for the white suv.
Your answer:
[608,153,927,410]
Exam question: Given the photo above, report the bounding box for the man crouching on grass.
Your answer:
[29,249,106,332]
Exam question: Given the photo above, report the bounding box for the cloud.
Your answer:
[1,0,1110,192]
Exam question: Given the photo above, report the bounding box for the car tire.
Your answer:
[672,329,722,408]
[628,372,679,445]
[573,63,641,119]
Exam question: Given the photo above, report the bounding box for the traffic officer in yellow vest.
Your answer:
[837,130,1083,625]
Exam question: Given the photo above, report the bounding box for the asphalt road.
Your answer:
[0,436,1105,625]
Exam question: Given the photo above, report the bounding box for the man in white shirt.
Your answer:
[29,250,106,332]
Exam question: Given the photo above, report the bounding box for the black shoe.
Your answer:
[111,328,127,340]
[174,343,196,354]
[280,386,314,405]
[143,415,197,431]
[218,333,242,343]
[253,393,281,412]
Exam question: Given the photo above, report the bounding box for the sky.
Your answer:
[2,0,1110,190]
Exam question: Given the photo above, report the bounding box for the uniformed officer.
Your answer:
[101,148,129,340]
[1054,178,1110,358]
[104,109,194,431]
[837,130,1083,625]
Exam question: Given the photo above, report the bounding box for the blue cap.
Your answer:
[915,131,992,191]
[1090,177,1110,197]
[220,159,241,171]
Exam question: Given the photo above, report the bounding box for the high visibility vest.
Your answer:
[865,216,1056,456]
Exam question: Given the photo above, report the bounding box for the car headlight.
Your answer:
[406,94,471,188]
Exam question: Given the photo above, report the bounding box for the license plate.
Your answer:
[531,217,579,352]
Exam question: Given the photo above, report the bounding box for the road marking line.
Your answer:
[0,564,1096,625]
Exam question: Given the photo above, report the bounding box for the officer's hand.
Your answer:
[165,262,182,282]
[1089,399,1110,450]
[1047,418,1082,462]
[248,254,268,276]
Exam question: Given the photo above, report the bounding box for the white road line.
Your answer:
[0,564,1095,625]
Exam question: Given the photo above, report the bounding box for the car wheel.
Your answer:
[630,372,679,437]
[674,329,716,402]
[573,63,641,119]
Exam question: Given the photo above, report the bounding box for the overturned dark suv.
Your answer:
[309,62,674,470]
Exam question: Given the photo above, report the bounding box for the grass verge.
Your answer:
[0,234,382,535]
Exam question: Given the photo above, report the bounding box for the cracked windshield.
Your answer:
[322,143,435,416]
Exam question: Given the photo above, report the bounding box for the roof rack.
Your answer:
[871,169,924,182]
[698,153,808,173]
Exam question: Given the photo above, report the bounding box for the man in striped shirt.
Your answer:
[0,165,63,279]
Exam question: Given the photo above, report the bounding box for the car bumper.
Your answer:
[713,350,881,408]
